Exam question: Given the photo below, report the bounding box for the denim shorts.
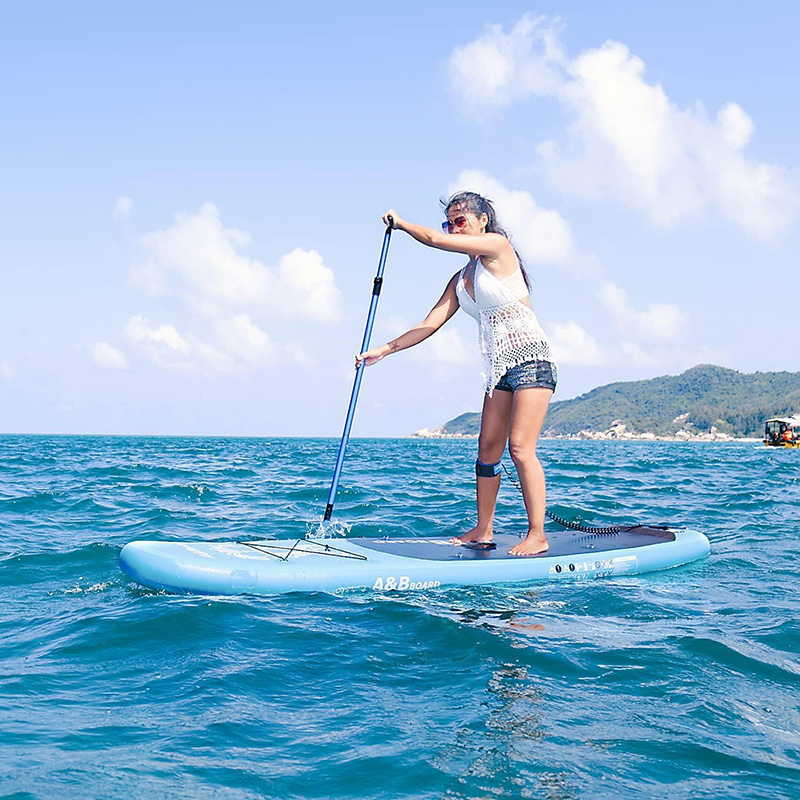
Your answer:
[494,359,557,393]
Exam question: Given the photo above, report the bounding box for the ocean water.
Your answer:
[1,434,798,799]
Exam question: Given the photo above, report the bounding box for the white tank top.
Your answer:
[455,259,557,394]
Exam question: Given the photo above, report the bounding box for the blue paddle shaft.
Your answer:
[324,223,393,521]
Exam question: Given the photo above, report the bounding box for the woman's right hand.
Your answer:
[356,344,390,368]
[382,209,402,229]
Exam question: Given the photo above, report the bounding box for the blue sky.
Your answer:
[1,1,798,436]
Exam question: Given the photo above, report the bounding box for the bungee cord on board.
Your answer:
[500,462,630,535]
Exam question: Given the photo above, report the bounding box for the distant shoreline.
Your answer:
[425,365,799,443]
[412,428,763,443]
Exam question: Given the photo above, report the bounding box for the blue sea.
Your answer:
[1,434,798,799]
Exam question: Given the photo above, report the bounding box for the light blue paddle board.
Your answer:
[119,526,710,595]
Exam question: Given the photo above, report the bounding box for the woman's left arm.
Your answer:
[383,211,508,259]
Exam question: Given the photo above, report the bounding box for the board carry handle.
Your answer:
[323,218,394,524]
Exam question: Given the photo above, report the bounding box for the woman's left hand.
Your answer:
[356,344,391,368]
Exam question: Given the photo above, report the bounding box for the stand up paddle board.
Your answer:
[119,526,709,595]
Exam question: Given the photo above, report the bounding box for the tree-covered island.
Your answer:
[414,365,800,441]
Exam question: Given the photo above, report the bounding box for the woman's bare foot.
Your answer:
[508,530,549,557]
[450,525,493,546]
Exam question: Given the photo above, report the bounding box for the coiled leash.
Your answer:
[498,462,629,535]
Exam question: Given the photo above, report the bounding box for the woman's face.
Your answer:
[445,206,487,235]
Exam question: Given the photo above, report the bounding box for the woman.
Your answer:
[356,192,557,556]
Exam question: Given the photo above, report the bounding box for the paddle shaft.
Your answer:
[324,221,393,522]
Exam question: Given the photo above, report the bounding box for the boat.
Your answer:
[119,526,710,595]
[764,416,800,447]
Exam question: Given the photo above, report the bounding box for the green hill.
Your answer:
[436,365,800,438]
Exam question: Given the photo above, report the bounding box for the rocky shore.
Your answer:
[413,420,760,443]
[544,420,752,442]
[412,427,477,439]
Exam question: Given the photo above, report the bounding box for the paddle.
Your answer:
[321,217,394,527]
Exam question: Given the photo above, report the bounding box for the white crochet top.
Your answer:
[456,258,557,394]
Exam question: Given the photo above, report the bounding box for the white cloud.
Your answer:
[284,342,313,367]
[599,281,687,343]
[448,170,575,264]
[136,203,267,310]
[423,325,473,365]
[442,170,687,370]
[134,203,343,321]
[620,341,658,367]
[0,362,13,380]
[129,260,168,296]
[125,315,196,370]
[718,102,753,149]
[275,248,343,323]
[123,314,311,373]
[546,286,689,370]
[547,320,605,365]
[112,196,132,220]
[215,314,277,365]
[619,341,734,370]
[89,341,127,370]
[122,203,342,374]
[448,15,565,113]
[448,16,795,240]
[386,316,476,372]
[126,316,189,353]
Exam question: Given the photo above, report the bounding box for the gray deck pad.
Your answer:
[350,526,676,562]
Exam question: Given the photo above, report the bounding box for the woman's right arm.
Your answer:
[356,272,461,367]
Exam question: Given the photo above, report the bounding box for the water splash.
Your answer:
[306,518,352,539]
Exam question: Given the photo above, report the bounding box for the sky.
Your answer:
[1,1,798,437]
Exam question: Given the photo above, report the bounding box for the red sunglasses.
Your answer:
[441,215,468,232]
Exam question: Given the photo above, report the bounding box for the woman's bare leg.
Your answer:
[451,389,513,544]
[507,387,553,556]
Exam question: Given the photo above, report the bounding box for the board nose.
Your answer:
[119,541,173,590]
